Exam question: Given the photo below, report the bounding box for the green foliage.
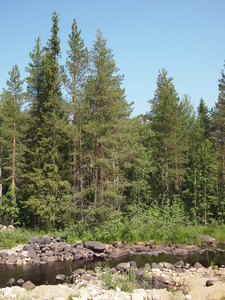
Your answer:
[97,266,137,292]
[0,185,19,225]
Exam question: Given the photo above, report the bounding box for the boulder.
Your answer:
[28,236,40,244]
[112,241,124,248]
[116,262,131,271]
[22,281,36,290]
[6,253,17,265]
[0,252,9,264]
[73,268,86,276]
[200,235,217,247]
[51,242,68,253]
[7,278,15,287]
[56,274,66,281]
[194,262,204,269]
[16,278,25,286]
[84,241,106,252]
[206,280,214,286]
[172,249,189,256]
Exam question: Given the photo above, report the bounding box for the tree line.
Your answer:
[0,12,224,229]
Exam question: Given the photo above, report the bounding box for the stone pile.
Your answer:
[0,235,207,266]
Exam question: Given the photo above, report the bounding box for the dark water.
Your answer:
[0,248,225,288]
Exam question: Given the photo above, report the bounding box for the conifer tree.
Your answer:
[0,65,25,224]
[82,29,134,220]
[65,18,88,215]
[149,69,191,204]
[25,12,72,227]
[211,62,225,217]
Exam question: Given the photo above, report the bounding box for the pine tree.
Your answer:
[81,29,134,221]
[0,65,26,224]
[65,18,88,216]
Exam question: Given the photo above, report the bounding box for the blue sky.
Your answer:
[0,0,225,116]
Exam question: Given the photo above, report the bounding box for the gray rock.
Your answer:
[73,268,86,276]
[7,278,15,287]
[16,278,25,286]
[51,242,68,253]
[56,274,66,281]
[194,262,203,269]
[206,280,214,286]
[28,236,40,244]
[116,262,130,271]
[6,253,17,265]
[174,260,185,267]
[22,281,36,290]
[84,241,106,252]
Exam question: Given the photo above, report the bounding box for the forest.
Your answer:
[0,12,225,240]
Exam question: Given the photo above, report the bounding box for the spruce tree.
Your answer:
[25,12,72,227]
[211,62,225,218]
[149,69,191,204]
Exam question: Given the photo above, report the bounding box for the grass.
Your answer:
[1,219,225,250]
[96,265,138,292]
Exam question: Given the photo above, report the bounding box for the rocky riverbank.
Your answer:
[1,234,225,299]
[1,260,225,299]
[0,234,220,266]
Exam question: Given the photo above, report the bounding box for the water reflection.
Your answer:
[0,249,225,288]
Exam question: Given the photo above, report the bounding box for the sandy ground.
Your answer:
[1,267,225,299]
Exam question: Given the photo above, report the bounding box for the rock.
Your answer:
[174,260,185,267]
[200,235,217,246]
[1,287,12,296]
[7,225,16,231]
[7,278,15,287]
[160,262,175,269]
[22,280,36,290]
[144,263,151,271]
[133,269,143,280]
[132,288,147,298]
[146,240,155,246]
[51,242,68,253]
[172,249,189,256]
[29,236,40,244]
[6,253,17,265]
[194,262,203,269]
[0,252,9,264]
[116,262,130,271]
[16,278,25,286]
[112,241,124,248]
[41,235,52,245]
[56,274,66,281]
[206,280,214,286]
[131,293,144,300]
[73,268,86,276]
[84,241,106,252]
[151,263,163,270]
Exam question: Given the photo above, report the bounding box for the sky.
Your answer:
[0,0,225,116]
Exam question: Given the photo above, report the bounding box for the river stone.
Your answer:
[16,278,25,286]
[160,262,175,269]
[56,274,66,281]
[172,249,189,256]
[206,280,214,286]
[28,236,40,244]
[51,242,68,252]
[0,252,9,264]
[151,263,163,270]
[41,235,52,245]
[6,253,17,265]
[194,262,203,269]
[144,263,151,271]
[133,269,143,280]
[84,241,106,252]
[7,278,15,287]
[116,262,130,271]
[131,293,144,300]
[22,281,36,290]
[73,268,86,276]
[174,260,185,267]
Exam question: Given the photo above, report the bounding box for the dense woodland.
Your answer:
[0,12,225,232]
